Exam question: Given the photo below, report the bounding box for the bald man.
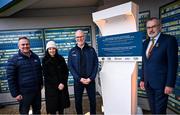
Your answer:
[68,30,98,114]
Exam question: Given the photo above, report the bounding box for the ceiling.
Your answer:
[0,0,133,17]
[26,0,100,9]
[0,0,102,17]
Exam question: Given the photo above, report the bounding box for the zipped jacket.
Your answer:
[6,50,43,97]
[68,43,98,82]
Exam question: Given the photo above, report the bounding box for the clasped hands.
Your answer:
[58,83,64,90]
[80,78,91,85]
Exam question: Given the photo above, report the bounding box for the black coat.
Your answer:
[42,54,70,113]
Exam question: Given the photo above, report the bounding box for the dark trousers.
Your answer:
[49,109,64,115]
[74,81,96,114]
[19,91,41,114]
[146,83,168,114]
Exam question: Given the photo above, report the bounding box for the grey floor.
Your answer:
[0,95,103,114]
[0,95,178,114]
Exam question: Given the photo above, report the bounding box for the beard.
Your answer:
[148,32,158,38]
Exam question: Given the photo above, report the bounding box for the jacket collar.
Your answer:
[18,50,34,58]
[76,43,89,50]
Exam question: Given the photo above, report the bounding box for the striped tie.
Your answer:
[148,38,155,58]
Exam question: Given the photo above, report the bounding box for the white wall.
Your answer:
[0,15,92,30]
[98,0,174,17]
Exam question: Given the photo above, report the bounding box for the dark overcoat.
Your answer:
[42,54,70,113]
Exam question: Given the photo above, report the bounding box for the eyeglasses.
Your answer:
[21,43,29,46]
[147,24,159,29]
[76,36,84,38]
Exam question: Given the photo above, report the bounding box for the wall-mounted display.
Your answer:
[0,26,92,104]
[139,11,150,32]
[44,26,92,85]
[160,0,180,113]
[44,26,92,57]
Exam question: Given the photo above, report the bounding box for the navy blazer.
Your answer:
[141,33,178,89]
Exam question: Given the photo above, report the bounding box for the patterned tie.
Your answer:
[148,38,155,58]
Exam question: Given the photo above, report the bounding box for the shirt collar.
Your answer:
[151,32,161,41]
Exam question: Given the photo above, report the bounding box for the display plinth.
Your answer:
[92,1,140,114]
[100,61,138,114]
[92,1,139,36]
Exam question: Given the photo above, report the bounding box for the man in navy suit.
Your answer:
[140,17,178,114]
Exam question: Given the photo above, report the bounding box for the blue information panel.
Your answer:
[97,32,145,57]
[139,11,150,32]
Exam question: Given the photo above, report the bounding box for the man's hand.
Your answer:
[80,78,91,85]
[84,78,91,84]
[15,95,23,101]
[140,81,145,90]
[58,83,64,90]
[80,78,86,84]
[164,86,173,94]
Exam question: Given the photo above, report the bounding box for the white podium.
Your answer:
[100,61,138,114]
[92,2,140,115]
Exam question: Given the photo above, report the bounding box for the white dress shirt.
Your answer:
[146,33,161,57]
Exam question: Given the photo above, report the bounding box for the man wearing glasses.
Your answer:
[68,30,98,114]
[6,37,43,114]
[140,17,178,114]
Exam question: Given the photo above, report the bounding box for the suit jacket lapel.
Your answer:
[144,38,150,60]
[154,34,163,48]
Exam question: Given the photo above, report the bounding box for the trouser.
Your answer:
[74,81,96,114]
[145,83,168,114]
[49,109,64,115]
[19,91,41,114]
